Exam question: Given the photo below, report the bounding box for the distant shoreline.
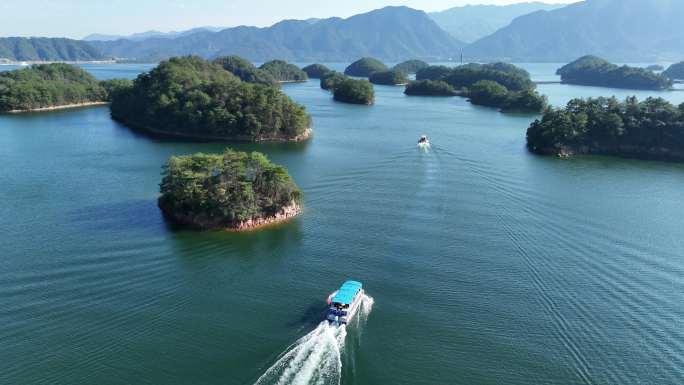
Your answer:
[0,60,117,66]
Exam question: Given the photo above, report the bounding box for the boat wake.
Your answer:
[254,294,374,385]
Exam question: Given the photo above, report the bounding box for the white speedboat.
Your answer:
[326,280,364,325]
[417,135,430,149]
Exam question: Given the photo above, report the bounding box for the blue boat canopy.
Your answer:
[332,280,362,305]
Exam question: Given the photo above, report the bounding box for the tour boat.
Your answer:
[326,280,364,325]
[417,135,430,148]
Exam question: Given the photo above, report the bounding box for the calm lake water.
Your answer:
[2,63,684,385]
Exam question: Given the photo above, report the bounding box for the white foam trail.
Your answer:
[255,294,374,385]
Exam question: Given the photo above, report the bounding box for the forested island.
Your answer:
[159,149,302,231]
[393,60,429,74]
[369,70,409,85]
[344,58,388,77]
[302,64,331,79]
[663,62,684,80]
[318,71,374,105]
[411,62,545,112]
[527,96,684,160]
[557,56,673,90]
[110,56,311,142]
[404,80,457,96]
[212,56,278,87]
[259,60,308,82]
[0,63,116,112]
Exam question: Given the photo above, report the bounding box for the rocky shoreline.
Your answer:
[160,201,302,231]
[532,145,684,162]
[5,102,109,113]
[111,113,312,142]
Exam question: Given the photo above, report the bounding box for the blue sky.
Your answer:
[0,0,571,39]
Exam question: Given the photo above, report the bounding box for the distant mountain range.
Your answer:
[429,2,566,43]
[83,27,225,42]
[0,37,104,62]
[465,0,684,62]
[3,1,684,64]
[89,7,464,62]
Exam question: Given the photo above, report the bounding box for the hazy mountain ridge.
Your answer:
[83,27,225,42]
[90,7,464,62]
[429,2,567,43]
[0,37,104,61]
[465,0,684,62]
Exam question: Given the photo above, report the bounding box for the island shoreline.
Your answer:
[4,101,109,114]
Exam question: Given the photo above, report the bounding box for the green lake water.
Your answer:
[1,63,684,384]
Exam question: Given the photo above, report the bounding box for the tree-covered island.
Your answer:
[393,60,429,74]
[159,149,302,231]
[369,69,409,85]
[404,80,458,96]
[527,96,684,160]
[0,63,114,112]
[110,56,311,142]
[557,56,673,90]
[259,60,308,82]
[302,64,331,79]
[409,62,546,112]
[333,78,375,105]
[212,56,278,87]
[344,57,388,77]
[320,71,347,91]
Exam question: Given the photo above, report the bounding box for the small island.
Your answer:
[0,63,113,113]
[416,65,452,81]
[302,64,331,79]
[663,62,684,80]
[213,56,278,87]
[259,60,308,83]
[369,69,409,86]
[110,56,311,142]
[408,62,544,112]
[467,80,546,112]
[393,60,429,74]
[557,56,672,90]
[344,57,388,77]
[333,78,375,105]
[320,71,346,91]
[404,80,457,96]
[159,149,302,231]
[527,96,684,160]
[646,65,664,72]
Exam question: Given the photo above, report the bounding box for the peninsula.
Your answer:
[557,56,673,90]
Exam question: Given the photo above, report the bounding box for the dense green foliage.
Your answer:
[393,60,429,74]
[0,63,108,112]
[333,78,375,105]
[467,80,546,112]
[110,56,310,141]
[369,70,409,85]
[557,56,673,90]
[416,65,453,81]
[412,62,541,111]
[663,62,684,80]
[0,37,104,61]
[259,60,308,82]
[527,96,684,159]
[444,63,534,91]
[320,71,347,91]
[100,78,134,101]
[159,149,302,229]
[302,64,331,79]
[212,56,278,87]
[404,80,457,96]
[344,57,388,77]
